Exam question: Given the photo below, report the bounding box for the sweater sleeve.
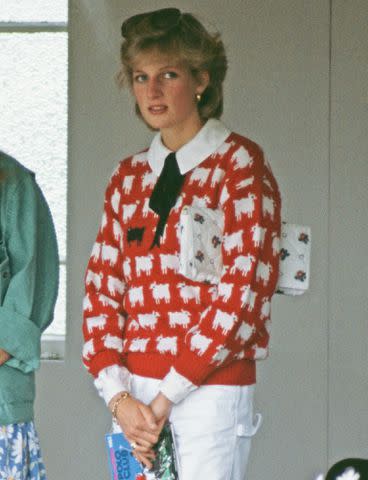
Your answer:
[161,143,281,398]
[82,168,128,377]
[0,174,59,374]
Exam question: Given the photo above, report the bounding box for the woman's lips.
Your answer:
[148,105,168,114]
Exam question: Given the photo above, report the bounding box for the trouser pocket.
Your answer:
[236,412,262,437]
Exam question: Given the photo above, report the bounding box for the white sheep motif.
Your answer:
[251,224,266,248]
[232,146,253,170]
[86,315,107,333]
[111,188,121,214]
[107,275,125,296]
[131,152,146,166]
[138,312,159,330]
[129,338,149,352]
[211,345,230,364]
[168,310,191,328]
[91,242,101,263]
[150,283,171,304]
[233,193,257,220]
[122,203,138,223]
[212,310,237,335]
[86,270,103,290]
[98,294,119,309]
[122,175,134,194]
[224,230,243,254]
[189,167,211,187]
[101,243,119,266]
[142,171,156,190]
[178,284,201,304]
[160,254,180,274]
[190,332,212,355]
[156,336,177,355]
[128,286,144,307]
[136,255,154,276]
[230,254,255,276]
[262,195,275,220]
[217,282,234,302]
[256,261,272,286]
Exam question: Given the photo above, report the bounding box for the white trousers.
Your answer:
[114,374,262,480]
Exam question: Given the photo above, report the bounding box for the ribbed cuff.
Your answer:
[94,365,131,405]
[159,367,197,404]
[0,307,41,373]
[87,349,123,378]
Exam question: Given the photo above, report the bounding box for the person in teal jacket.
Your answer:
[0,151,59,480]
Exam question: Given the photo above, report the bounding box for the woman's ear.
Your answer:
[197,70,210,94]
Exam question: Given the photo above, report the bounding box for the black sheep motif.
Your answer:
[127,227,145,245]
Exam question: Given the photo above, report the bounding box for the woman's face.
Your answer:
[131,50,208,137]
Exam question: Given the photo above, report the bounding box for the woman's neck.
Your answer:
[160,117,205,152]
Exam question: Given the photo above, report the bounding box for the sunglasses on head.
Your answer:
[121,8,182,38]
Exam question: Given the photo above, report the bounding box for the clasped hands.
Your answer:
[109,391,173,470]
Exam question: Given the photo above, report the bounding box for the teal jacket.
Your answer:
[0,152,59,425]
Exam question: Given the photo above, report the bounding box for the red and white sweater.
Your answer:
[82,119,281,404]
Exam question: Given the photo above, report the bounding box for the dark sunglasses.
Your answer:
[121,8,182,38]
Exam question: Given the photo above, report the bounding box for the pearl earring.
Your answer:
[195,93,202,102]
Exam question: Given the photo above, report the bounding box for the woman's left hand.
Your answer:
[150,392,173,425]
[0,348,11,366]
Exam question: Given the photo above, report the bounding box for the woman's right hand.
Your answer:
[109,393,161,469]
[0,348,11,366]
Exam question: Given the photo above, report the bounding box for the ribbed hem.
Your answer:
[125,353,256,386]
[0,401,34,425]
[88,350,124,378]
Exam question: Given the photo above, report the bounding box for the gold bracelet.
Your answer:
[111,392,130,421]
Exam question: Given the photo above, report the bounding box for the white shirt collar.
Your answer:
[147,118,231,176]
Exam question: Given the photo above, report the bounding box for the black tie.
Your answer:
[149,152,186,248]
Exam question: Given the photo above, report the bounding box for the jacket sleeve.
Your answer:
[0,174,59,374]
[161,144,281,399]
[82,168,128,378]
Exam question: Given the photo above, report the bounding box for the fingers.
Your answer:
[139,403,158,430]
[134,451,154,470]
[0,349,11,366]
[129,434,155,450]
[131,441,155,457]
[127,437,155,470]
[115,398,159,444]
[127,424,159,446]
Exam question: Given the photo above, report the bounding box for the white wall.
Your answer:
[35,1,368,479]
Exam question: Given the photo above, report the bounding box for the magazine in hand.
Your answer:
[105,422,179,480]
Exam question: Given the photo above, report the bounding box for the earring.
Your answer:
[195,93,202,103]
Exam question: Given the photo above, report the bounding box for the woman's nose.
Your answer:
[147,78,162,98]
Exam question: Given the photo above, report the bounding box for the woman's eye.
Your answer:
[133,74,147,83]
[163,71,178,79]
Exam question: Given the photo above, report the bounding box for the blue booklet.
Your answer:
[105,423,179,480]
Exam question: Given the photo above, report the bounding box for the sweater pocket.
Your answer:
[0,239,10,304]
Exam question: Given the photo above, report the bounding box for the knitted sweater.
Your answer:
[82,120,281,402]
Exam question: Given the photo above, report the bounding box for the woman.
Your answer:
[83,8,281,479]
[0,151,59,479]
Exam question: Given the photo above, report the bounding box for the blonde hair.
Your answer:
[118,10,227,121]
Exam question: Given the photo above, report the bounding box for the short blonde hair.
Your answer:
[118,9,227,121]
